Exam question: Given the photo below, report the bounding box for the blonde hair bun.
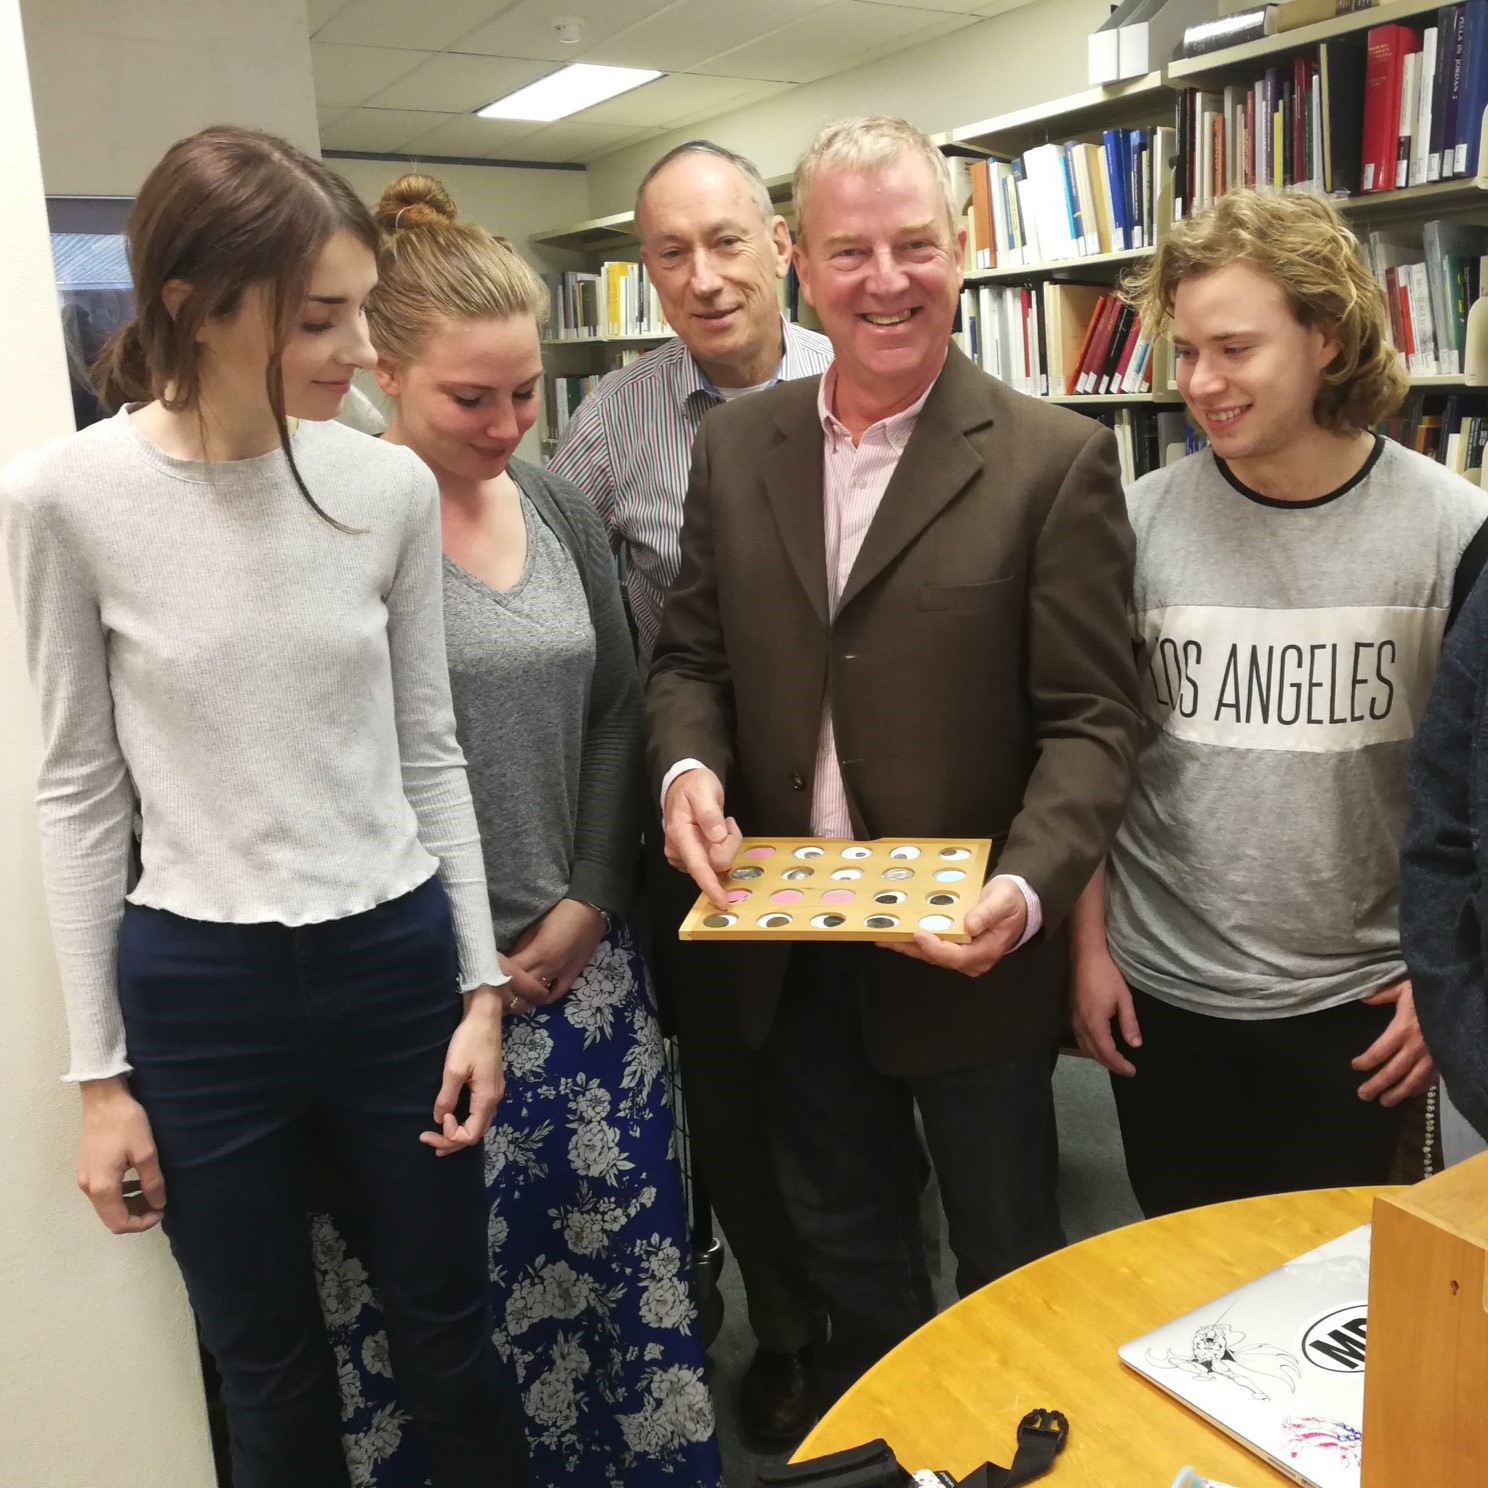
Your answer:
[375,173,458,231]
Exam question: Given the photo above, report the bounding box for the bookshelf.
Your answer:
[527,0,1488,473]
[966,246,1154,283]
[948,73,1170,158]
[541,334,672,348]
[1167,0,1445,84]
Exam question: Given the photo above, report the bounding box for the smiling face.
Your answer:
[638,152,793,387]
[792,148,964,425]
[194,228,378,423]
[376,313,543,485]
[1172,259,1339,467]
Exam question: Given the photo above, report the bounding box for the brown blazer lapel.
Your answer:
[760,385,830,627]
[837,348,993,615]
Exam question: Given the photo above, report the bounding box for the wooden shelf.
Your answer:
[1411,373,1477,386]
[950,74,1169,158]
[1338,178,1487,215]
[966,246,1153,283]
[1167,0,1444,83]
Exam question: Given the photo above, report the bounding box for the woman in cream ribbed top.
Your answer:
[2,128,527,1488]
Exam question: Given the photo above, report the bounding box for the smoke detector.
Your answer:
[553,15,586,45]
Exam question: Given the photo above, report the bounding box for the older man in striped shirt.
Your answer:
[551,140,831,1446]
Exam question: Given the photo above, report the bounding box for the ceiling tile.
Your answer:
[316,0,516,51]
[587,0,838,73]
[509,120,663,163]
[316,104,351,129]
[317,107,458,154]
[565,70,784,128]
[311,43,434,107]
[394,113,547,159]
[693,1,972,83]
[368,51,553,112]
[851,0,995,10]
[454,0,685,62]
[306,0,352,32]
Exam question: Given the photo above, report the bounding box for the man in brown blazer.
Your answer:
[648,116,1142,1406]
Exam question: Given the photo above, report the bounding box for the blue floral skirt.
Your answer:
[315,922,722,1486]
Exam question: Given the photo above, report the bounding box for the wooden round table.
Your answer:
[793,1187,1384,1487]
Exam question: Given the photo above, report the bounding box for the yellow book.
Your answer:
[1273,104,1284,189]
[603,261,628,338]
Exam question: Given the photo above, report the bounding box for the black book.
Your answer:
[1319,31,1368,192]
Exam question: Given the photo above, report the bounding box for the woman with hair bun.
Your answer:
[2,129,528,1487]
[318,172,720,1487]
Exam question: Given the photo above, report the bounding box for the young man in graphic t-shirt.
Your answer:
[1071,189,1488,1216]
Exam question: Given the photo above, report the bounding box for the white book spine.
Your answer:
[1413,28,1438,187]
[1397,52,1420,190]
[1410,261,1440,375]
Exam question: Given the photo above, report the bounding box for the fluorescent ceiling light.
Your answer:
[477,64,662,122]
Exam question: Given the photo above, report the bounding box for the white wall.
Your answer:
[584,0,1111,217]
[1,2,217,1484]
[20,0,320,196]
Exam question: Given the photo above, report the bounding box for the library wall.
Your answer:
[332,157,592,274]
[584,0,1112,217]
[19,0,318,196]
[1,1,217,1483]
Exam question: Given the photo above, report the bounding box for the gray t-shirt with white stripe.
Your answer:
[1107,438,1488,1018]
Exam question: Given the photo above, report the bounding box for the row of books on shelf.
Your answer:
[1063,394,1488,489]
[956,282,1158,397]
[544,373,600,440]
[1081,407,1196,481]
[540,262,670,341]
[965,128,1173,271]
[1363,221,1488,375]
[1385,390,1488,471]
[1174,7,1488,214]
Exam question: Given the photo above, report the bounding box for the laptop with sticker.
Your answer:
[1119,1226,1370,1488]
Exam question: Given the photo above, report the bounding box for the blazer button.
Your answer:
[789,773,806,791]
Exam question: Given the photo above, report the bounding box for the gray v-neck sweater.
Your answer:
[3,408,502,1081]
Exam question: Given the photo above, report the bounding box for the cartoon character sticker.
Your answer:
[1147,1321,1302,1402]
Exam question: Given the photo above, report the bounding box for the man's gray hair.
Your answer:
[793,116,959,246]
[635,140,776,234]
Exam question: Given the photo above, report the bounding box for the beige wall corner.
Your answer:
[20,0,319,196]
[582,0,1111,218]
[1,1,216,1483]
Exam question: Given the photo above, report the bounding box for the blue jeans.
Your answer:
[764,943,1065,1407]
[117,874,530,1488]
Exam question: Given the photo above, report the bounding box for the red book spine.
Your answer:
[1111,312,1141,392]
[1246,87,1256,187]
[1068,292,1109,395]
[1362,24,1419,190]
[1396,273,1417,359]
[1383,264,1406,353]
[1079,295,1122,393]
[1293,55,1308,183]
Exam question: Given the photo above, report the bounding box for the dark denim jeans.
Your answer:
[764,943,1065,1408]
[117,874,529,1488]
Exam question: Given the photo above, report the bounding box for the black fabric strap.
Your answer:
[954,1409,1068,1488]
